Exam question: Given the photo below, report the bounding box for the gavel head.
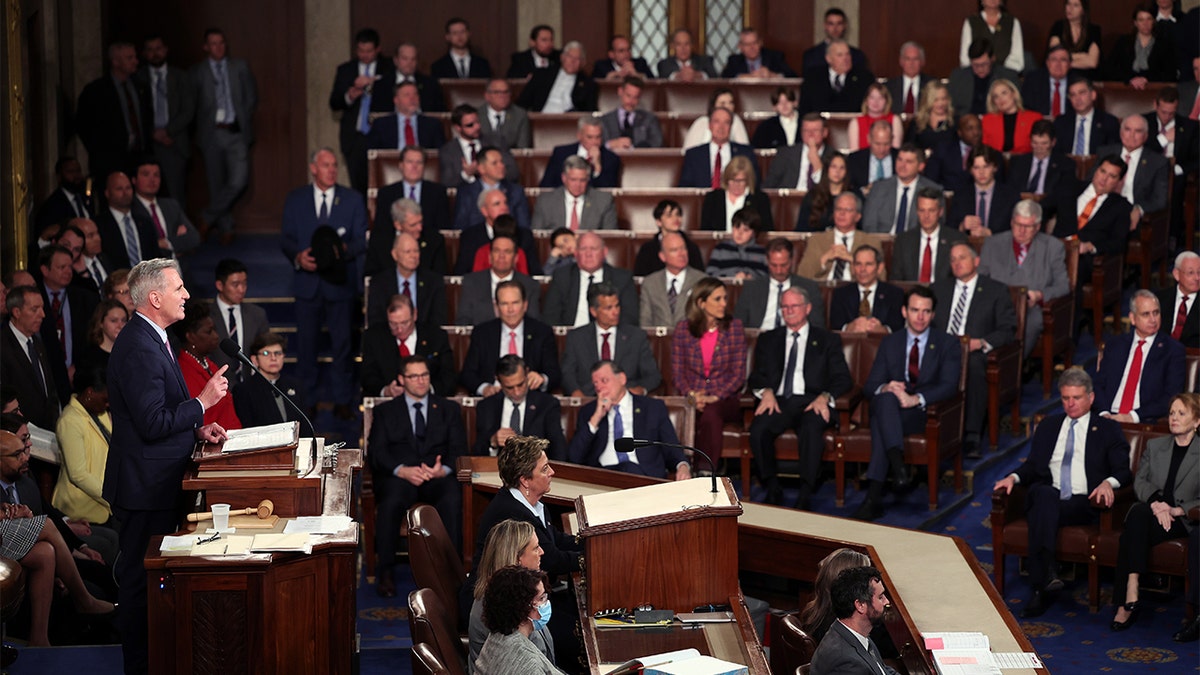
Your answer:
[256,499,275,519]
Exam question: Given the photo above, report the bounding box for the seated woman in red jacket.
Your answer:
[981,78,1042,154]
[172,300,242,430]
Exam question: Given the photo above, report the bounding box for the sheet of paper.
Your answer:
[250,533,312,553]
[190,535,254,556]
[993,652,1044,669]
[924,632,990,651]
[160,534,202,552]
[283,516,353,534]
[932,649,1001,675]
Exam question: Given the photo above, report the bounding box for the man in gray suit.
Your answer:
[948,39,1020,117]
[810,566,899,675]
[136,35,194,207]
[478,79,531,149]
[862,143,942,234]
[764,113,836,190]
[542,232,637,327]
[890,187,965,283]
[1095,114,1170,231]
[733,237,825,330]
[191,27,257,245]
[531,156,616,231]
[130,157,200,258]
[561,281,661,395]
[439,104,520,186]
[600,76,663,149]
[640,231,707,327]
[207,258,269,384]
[657,29,718,81]
[979,200,1070,357]
[455,234,542,326]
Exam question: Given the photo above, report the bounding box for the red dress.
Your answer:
[981,110,1042,154]
[179,351,243,430]
[854,114,896,147]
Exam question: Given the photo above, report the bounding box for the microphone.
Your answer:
[219,338,318,468]
[615,437,718,494]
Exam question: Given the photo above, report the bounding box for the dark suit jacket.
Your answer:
[131,196,200,254]
[1015,412,1132,491]
[567,395,685,477]
[811,620,899,675]
[134,63,195,155]
[1145,113,1200,175]
[539,143,621,189]
[1053,110,1120,155]
[931,274,1018,350]
[453,224,541,278]
[560,322,661,395]
[454,179,532,231]
[39,282,99,381]
[802,43,869,74]
[328,58,396,148]
[678,143,757,188]
[472,390,567,459]
[95,208,165,270]
[885,74,933,114]
[366,394,465,477]
[507,49,560,79]
[471,486,581,579]
[829,282,905,333]
[102,314,204,511]
[517,68,598,112]
[0,327,61,429]
[1094,144,1170,215]
[1106,33,1177,83]
[279,184,367,301]
[864,328,963,407]
[541,263,637,326]
[592,58,654,79]
[600,108,664,148]
[946,182,1021,234]
[7,474,85,551]
[360,323,456,397]
[1092,331,1186,422]
[1156,285,1199,347]
[430,52,492,79]
[699,189,774,233]
[391,72,446,113]
[460,317,560,394]
[799,66,875,115]
[750,115,795,149]
[1051,191,1132,257]
[890,226,968,283]
[231,372,307,428]
[76,75,151,180]
[1020,69,1069,117]
[656,55,718,79]
[922,139,972,193]
[732,275,826,331]
[33,187,91,237]
[438,139,520,186]
[1006,152,1075,197]
[205,301,268,381]
[720,49,796,78]
[848,147,899,190]
[369,180,451,275]
[366,113,446,150]
[747,325,852,400]
[366,268,448,328]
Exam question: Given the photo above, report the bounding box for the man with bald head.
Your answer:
[366,231,447,327]
[1095,114,1170,231]
[848,120,899,188]
[95,171,165,270]
[74,217,114,292]
[542,231,638,327]
[924,114,982,193]
[77,42,149,182]
[640,231,708,326]
[800,39,874,115]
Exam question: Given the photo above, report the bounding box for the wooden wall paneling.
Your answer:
[351,1,518,78]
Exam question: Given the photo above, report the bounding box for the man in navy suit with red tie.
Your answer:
[366,81,445,151]
[679,108,757,188]
[1091,290,1185,424]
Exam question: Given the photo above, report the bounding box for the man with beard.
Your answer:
[135,34,195,205]
[810,566,898,675]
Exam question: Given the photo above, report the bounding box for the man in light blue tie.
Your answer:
[136,35,194,209]
[994,367,1131,617]
[96,172,162,270]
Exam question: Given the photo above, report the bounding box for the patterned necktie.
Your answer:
[509,402,522,434]
[357,64,373,134]
[601,332,611,360]
[1173,295,1190,340]
[122,214,140,265]
[26,337,46,395]
[91,260,105,284]
[408,184,417,200]
[832,236,850,280]
[412,401,426,439]
[895,186,910,233]
[859,289,872,317]
[613,407,628,462]
[124,80,142,151]
[1077,194,1098,231]
[667,278,678,316]
[1117,339,1147,414]
[782,331,799,398]
[1060,419,1077,499]
[907,336,921,387]
[3,485,17,505]
[227,307,238,343]
[919,236,933,284]
[402,279,412,303]
[1074,116,1087,155]
[1016,242,1028,267]
[508,331,518,355]
[950,283,969,335]
[52,292,65,350]
[711,145,723,189]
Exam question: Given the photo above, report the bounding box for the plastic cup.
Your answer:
[211,503,231,531]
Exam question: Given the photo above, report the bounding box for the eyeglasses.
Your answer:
[1,448,30,459]
[257,350,285,358]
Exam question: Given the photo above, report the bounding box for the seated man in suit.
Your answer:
[1092,290,1186,424]
[947,146,1020,237]
[456,148,532,231]
[863,143,942,234]
[1021,45,1072,118]
[542,232,636,327]
[994,367,1132,617]
[891,187,967,284]
[429,17,491,79]
[657,28,718,81]
[923,114,981,194]
[749,287,852,508]
[541,117,620,189]
[932,242,1018,458]
[853,286,963,521]
[848,120,898,188]
[799,39,874,115]
[568,360,691,480]
[460,280,559,396]
[232,332,307,428]
[456,232,541,325]
[369,147,451,274]
[457,206,541,279]
[517,40,597,113]
[721,28,796,78]
[948,39,1020,117]
[207,258,269,384]
[531,156,617,231]
[365,81,445,150]
[1006,120,1075,198]
[796,192,884,284]
[600,76,663,149]
[810,566,898,675]
[361,292,455,397]
[37,245,98,392]
[1053,77,1121,156]
[886,42,932,116]
[131,157,200,257]
[679,107,757,188]
[366,231,447,328]
[368,354,466,597]
[592,35,654,80]
[1095,114,1170,231]
[829,244,905,334]
[439,104,520,187]
[1145,86,1199,246]
[979,200,1071,357]
[1158,251,1199,346]
[97,171,167,270]
[472,354,567,459]
[764,113,837,190]
[734,237,825,331]
[561,281,660,396]
[480,79,532,150]
[391,42,444,113]
[802,8,870,74]
[640,231,708,327]
[506,24,559,79]
[1051,154,1133,296]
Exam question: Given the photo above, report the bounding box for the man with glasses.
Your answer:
[439,104,520,186]
[232,332,306,427]
[479,78,531,149]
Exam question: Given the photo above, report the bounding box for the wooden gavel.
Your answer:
[186,499,275,522]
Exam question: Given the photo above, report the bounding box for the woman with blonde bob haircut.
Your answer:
[468,519,554,672]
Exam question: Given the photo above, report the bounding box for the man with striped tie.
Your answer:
[95,171,166,270]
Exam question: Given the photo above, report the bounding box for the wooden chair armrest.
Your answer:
[985,341,1022,377]
[1189,506,1199,522]
[833,385,863,432]
[1042,293,1074,335]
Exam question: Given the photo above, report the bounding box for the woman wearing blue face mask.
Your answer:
[468,520,554,673]
[475,565,566,675]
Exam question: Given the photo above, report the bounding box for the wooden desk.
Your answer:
[458,457,1046,675]
[145,449,362,675]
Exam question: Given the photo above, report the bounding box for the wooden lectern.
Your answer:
[575,477,742,613]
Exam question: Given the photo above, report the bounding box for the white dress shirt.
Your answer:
[312,185,334,216]
[763,278,791,330]
[215,297,245,353]
[594,325,618,359]
[947,274,979,335]
[592,393,637,467]
[109,207,142,258]
[543,70,577,113]
[722,193,748,232]
[776,323,810,396]
[1107,333,1156,422]
[794,144,827,189]
[1117,146,1143,207]
[573,267,604,327]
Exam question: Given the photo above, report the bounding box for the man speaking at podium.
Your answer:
[103,259,230,675]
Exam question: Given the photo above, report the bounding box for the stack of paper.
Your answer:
[249,533,312,554]
[283,515,353,534]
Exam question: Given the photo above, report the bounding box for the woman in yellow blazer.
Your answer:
[52,366,113,525]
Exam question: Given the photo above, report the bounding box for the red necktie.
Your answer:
[712,145,722,189]
[1077,195,1098,231]
[149,202,166,238]
[601,332,611,360]
[507,331,518,355]
[569,197,580,230]
[908,337,921,388]
[1052,82,1062,118]
[1174,295,1190,340]
[919,237,933,283]
[1190,89,1200,121]
[404,117,416,147]
[398,338,411,358]
[1118,339,1146,414]
[1016,242,1028,267]
[904,84,915,115]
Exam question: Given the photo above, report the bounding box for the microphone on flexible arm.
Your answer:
[614,437,719,494]
[219,338,318,471]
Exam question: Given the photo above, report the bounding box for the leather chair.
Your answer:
[985,286,1028,446]
[360,396,392,569]
[1125,205,1171,290]
[407,505,468,633]
[411,642,453,675]
[771,613,817,675]
[1038,239,1077,396]
[408,588,469,675]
